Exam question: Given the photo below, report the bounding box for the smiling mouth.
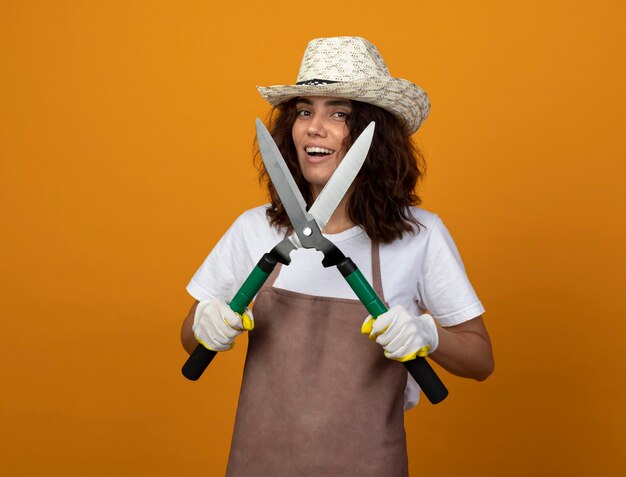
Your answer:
[305,146,335,157]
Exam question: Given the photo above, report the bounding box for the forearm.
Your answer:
[180,301,200,355]
[428,316,494,381]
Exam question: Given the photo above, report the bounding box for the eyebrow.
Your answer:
[296,98,353,108]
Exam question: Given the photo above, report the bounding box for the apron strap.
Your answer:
[264,227,291,288]
[265,261,283,288]
[370,240,384,300]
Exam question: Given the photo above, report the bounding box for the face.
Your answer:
[291,96,352,199]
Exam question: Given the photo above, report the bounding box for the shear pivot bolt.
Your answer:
[302,227,312,236]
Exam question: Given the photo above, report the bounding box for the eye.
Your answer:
[332,111,350,120]
[296,109,311,117]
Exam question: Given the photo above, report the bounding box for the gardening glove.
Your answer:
[192,297,254,352]
[361,305,438,362]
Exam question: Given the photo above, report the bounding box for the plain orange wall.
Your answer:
[2,1,625,475]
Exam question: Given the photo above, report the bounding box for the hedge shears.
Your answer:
[182,118,448,404]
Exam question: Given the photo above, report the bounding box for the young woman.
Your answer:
[181,36,494,476]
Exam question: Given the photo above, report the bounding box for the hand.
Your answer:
[192,297,254,352]
[361,305,438,362]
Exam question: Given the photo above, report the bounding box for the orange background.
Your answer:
[2,1,625,475]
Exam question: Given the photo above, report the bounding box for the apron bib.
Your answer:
[226,241,409,476]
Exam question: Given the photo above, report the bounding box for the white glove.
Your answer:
[361,305,438,362]
[192,297,254,352]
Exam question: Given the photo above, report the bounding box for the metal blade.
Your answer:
[308,121,375,230]
[255,118,315,241]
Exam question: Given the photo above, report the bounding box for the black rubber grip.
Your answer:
[182,345,217,381]
[404,357,448,404]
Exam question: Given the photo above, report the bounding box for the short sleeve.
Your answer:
[186,215,254,302]
[417,217,485,327]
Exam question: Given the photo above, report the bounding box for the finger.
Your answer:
[218,302,245,331]
[375,322,406,347]
[384,349,418,362]
[218,319,242,340]
[370,311,395,338]
[376,309,409,345]
[197,337,229,353]
[378,327,410,351]
[361,316,374,335]
[385,344,431,362]
[374,328,393,346]
[241,312,254,331]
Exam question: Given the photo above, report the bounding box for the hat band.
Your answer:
[295,78,339,86]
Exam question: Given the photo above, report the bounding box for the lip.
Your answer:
[302,144,337,164]
[303,149,337,165]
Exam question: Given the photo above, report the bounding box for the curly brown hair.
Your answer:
[255,98,426,243]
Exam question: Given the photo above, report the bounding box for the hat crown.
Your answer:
[258,36,430,134]
[296,36,391,83]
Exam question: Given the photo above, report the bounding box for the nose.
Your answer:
[306,114,327,137]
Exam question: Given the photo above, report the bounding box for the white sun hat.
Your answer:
[257,36,430,134]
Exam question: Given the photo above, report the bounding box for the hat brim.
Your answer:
[257,77,430,134]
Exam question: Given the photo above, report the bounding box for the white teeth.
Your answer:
[306,147,334,154]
